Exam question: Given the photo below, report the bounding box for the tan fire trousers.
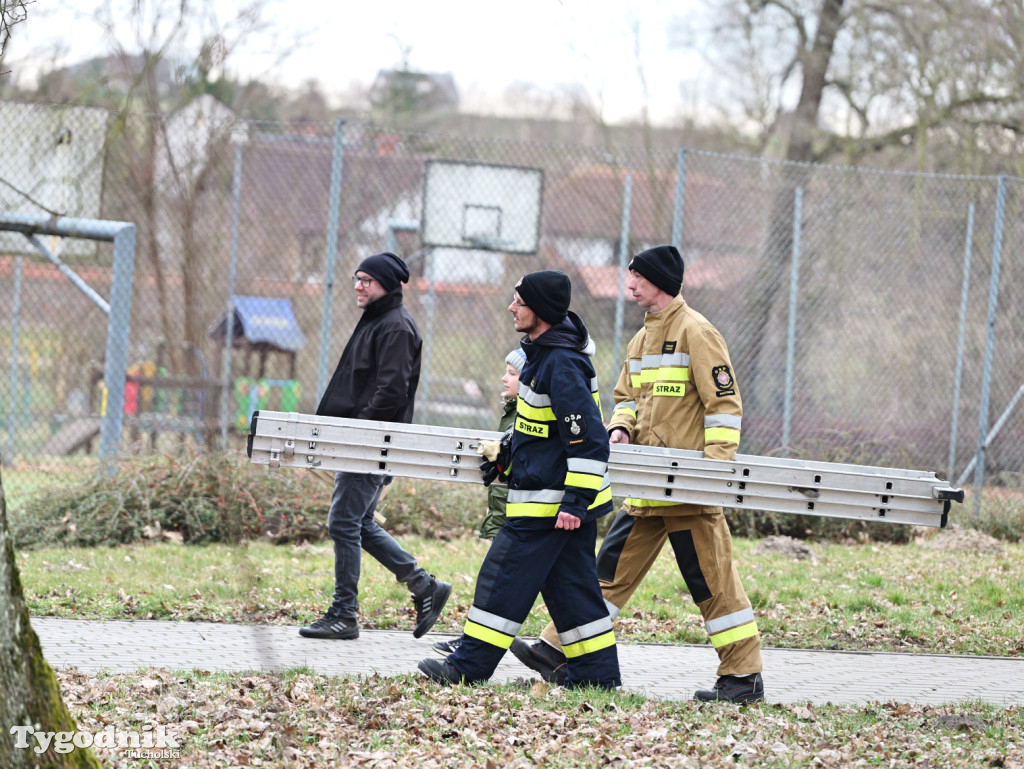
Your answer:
[539,507,763,676]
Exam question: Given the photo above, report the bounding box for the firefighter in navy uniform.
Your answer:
[418,270,621,689]
[511,246,765,703]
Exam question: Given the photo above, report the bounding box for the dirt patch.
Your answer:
[919,525,1005,555]
[754,535,816,560]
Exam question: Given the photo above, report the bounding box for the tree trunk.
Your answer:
[734,0,846,413]
[0,467,102,769]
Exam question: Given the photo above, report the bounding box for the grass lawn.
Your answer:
[18,533,1024,657]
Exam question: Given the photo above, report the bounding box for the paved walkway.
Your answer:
[33,618,1023,707]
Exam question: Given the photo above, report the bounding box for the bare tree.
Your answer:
[82,0,290,376]
[0,0,29,74]
[1,8,101,760]
[677,0,1024,403]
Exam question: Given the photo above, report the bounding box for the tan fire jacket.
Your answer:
[607,295,742,516]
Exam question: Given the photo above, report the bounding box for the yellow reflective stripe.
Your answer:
[562,630,616,659]
[589,486,613,509]
[640,367,689,383]
[705,426,740,444]
[509,487,610,516]
[630,374,641,388]
[709,621,759,649]
[626,498,678,508]
[515,416,549,438]
[517,399,555,422]
[507,501,559,518]
[464,620,514,649]
[613,406,637,420]
[565,471,603,490]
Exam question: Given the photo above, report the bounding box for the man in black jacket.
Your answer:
[300,252,451,641]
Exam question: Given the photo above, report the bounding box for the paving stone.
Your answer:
[32,618,1024,706]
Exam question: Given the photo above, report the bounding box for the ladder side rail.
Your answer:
[251,415,954,511]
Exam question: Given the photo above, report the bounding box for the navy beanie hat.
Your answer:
[356,252,410,292]
[516,270,571,325]
[629,245,684,297]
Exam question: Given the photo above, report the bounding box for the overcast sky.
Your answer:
[7,0,712,124]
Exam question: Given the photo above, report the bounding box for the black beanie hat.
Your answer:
[629,245,684,297]
[356,252,410,292]
[515,270,571,325]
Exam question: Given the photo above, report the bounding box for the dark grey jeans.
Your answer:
[326,471,432,618]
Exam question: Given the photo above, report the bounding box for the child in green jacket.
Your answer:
[478,348,525,539]
[433,348,524,656]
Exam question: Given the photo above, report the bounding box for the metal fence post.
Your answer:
[971,174,1007,513]
[611,173,634,395]
[948,202,975,481]
[220,125,247,448]
[99,222,137,469]
[5,256,23,466]
[671,147,688,252]
[419,251,437,424]
[782,187,803,449]
[317,119,346,402]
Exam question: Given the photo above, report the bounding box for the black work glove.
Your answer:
[477,428,513,487]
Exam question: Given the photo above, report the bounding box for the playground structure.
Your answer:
[39,296,306,456]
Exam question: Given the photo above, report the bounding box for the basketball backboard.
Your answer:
[420,160,543,254]
[0,101,107,258]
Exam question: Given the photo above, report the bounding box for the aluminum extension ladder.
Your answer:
[247,411,964,528]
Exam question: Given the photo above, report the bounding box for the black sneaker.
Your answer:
[417,657,465,686]
[695,673,765,704]
[432,637,463,655]
[509,638,568,685]
[413,578,452,638]
[298,614,359,640]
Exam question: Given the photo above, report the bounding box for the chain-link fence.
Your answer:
[1,98,1022,521]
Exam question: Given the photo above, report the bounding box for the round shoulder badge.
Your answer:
[560,411,587,441]
[712,365,736,396]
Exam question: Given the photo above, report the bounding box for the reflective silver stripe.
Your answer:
[641,352,690,368]
[704,607,756,635]
[628,360,642,373]
[605,599,620,619]
[567,457,608,475]
[589,376,600,393]
[508,488,563,504]
[518,384,551,408]
[558,615,614,645]
[660,352,690,367]
[467,606,522,636]
[614,400,637,413]
[705,414,742,430]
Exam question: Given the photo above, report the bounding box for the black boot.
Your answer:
[695,673,764,704]
[417,657,466,685]
[509,638,568,684]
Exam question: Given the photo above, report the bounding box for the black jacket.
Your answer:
[316,289,422,423]
[507,311,613,525]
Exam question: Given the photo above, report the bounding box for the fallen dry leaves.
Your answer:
[53,667,1023,769]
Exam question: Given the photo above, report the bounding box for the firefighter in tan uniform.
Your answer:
[511,245,764,703]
